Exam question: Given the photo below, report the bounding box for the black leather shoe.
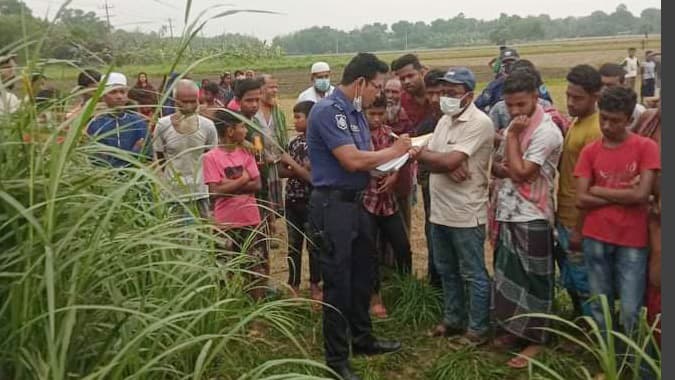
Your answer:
[352,339,402,356]
[328,363,362,380]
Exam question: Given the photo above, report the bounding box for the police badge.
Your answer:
[335,114,348,130]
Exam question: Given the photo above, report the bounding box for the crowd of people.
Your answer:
[0,46,662,380]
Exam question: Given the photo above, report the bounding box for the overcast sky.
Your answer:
[26,0,661,41]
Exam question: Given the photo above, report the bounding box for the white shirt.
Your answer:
[297,85,335,103]
[629,104,646,131]
[153,115,218,200]
[495,114,563,223]
[0,90,20,114]
[641,61,656,80]
[428,103,495,228]
[623,56,639,78]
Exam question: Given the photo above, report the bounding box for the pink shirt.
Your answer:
[202,147,261,227]
[227,98,240,112]
[574,133,660,247]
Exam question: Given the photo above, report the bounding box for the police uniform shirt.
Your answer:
[307,88,371,190]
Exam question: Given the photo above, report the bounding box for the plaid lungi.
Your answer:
[494,220,554,344]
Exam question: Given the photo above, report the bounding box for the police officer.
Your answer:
[306,53,412,380]
[474,47,520,113]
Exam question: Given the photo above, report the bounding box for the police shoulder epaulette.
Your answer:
[330,102,345,113]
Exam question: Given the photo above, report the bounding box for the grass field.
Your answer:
[11,36,661,379]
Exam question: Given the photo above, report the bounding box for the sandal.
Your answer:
[451,332,489,347]
[506,344,543,369]
[507,356,530,369]
[428,323,464,338]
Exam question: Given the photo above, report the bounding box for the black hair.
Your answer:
[233,78,262,99]
[598,86,637,118]
[598,63,626,82]
[234,70,245,77]
[213,109,244,136]
[292,100,315,117]
[511,61,544,88]
[566,64,602,94]
[367,94,387,109]
[340,53,389,85]
[391,53,423,72]
[77,69,101,88]
[423,69,445,88]
[503,70,539,95]
[35,88,58,112]
[511,59,535,72]
[203,82,220,95]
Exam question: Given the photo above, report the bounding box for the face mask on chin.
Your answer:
[353,80,365,113]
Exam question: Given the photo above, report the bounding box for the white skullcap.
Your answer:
[311,62,330,74]
[104,72,127,87]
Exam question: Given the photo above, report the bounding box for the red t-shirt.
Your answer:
[400,92,431,131]
[574,133,660,247]
[202,147,261,227]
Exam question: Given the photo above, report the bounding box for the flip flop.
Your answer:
[507,356,530,369]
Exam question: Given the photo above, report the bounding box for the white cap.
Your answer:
[104,72,127,87]
[311,62,330,74]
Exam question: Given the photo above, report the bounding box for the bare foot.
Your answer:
[370,303,388,319]
[507,344,543,369]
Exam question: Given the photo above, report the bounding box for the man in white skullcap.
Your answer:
[86,72,152,167]
[297,61,335,103]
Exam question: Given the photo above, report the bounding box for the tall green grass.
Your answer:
[0,3,330,379]
[517,296,661,380]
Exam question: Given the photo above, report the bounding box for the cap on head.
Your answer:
[500,48,520,62]
[440,67,476,91]
[104,72,127,88]
[311,61,330,74]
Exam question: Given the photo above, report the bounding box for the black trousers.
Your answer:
[372,211,412,293]
[422,183,442,288]
[286,199,321,287]
[309,190,376,367]
[641,78,656,98]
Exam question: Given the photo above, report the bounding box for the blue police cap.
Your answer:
[440,67,476,91]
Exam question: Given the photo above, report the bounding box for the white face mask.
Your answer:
[353,80,365,112]
[440,94,468,116]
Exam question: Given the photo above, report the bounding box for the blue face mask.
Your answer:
[314,78,331,93]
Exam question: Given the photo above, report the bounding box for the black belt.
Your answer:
[313,187,364,203]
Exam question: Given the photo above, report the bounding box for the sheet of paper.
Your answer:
[375,153,410,173]
[411,133,432,148]
[373,133,432,174]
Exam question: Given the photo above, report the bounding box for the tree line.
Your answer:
[1,0,661,64]
[273,5,660,54]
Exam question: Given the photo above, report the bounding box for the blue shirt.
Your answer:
[86,111,151,167]
[474,76,505,113]
[307,88,371,190]
[475,76,554,113]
